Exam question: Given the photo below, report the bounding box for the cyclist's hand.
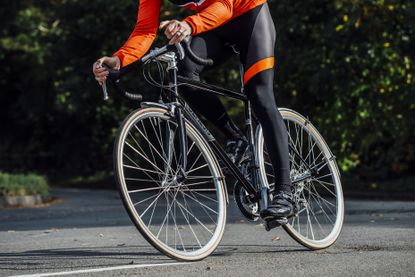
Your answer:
[92,56,121,86]
[159,20,192,45]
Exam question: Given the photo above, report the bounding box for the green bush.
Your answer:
[0,172,49,197]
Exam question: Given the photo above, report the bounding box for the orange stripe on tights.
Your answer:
[243,57,275,85]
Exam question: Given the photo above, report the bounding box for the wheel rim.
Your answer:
[257,109,344,248]
[116,110,226,259]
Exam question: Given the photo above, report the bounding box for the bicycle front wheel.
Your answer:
[114,107,227,261]
[256,108,344,250]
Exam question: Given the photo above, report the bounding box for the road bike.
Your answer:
[101,38,344,261]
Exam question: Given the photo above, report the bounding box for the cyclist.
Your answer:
[92,0,293,222]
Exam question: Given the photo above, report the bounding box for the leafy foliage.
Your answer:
[0,172,49,197]
[271,0,415,179]
[0,0,414,181]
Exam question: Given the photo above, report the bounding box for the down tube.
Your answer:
[182,105,257,197]
[207,140,257,197]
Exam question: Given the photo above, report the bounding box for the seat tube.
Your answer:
[168,54,188,171]
[245,100,269,209]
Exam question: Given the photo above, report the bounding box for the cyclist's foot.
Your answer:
[264,217,288,231]
[225,137,249,165]
[260,191,294,221]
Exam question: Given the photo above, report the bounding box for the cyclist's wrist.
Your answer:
[183,18,195,35]
[111,56,121,70]
[181,20,193,35]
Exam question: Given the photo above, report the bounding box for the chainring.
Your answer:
[233,160,260,222]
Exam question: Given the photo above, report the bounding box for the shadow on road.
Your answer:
[0,244,309,274]
[0,245,172,271]
[213,244,309,256]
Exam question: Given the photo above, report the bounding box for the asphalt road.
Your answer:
[1,188,414,277]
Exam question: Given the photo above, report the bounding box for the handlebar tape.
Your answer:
[183,37,214,66]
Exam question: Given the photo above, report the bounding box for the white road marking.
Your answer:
[9,262,188,277]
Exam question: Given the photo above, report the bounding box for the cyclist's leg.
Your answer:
[224,3,291,191]
[178,33,245,141]
[219,3,293,218]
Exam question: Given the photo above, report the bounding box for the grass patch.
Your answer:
[50,171,116,190]
[0,172,49,197]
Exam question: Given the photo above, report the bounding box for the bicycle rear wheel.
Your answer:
[114,107,227,261]
[256,108,344,249]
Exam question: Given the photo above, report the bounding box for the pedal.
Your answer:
[264,217,288,232]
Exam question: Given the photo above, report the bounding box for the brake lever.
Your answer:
[175,42,185,60]
[102,80,109,101]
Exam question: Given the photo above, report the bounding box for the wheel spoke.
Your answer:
[136,122,158,174]
[156,188,180,239]
[125,177,162,184]
[123,163,163,176]
[186,163,209,174]
[185,178,218,187]
[134,193,159,206]
[147,194,160,229]
[125,142,166,174]
[177,192,215,236]
[313,178,338,198]
[186,190,218,203]
[181,189,219,216]
[305,195,326,235]
[134,125,175,175]
[303,191,315,240]
[181,188,217,225]
[308,185,336,220]
[166,192,187,251]
[186,152,203,173]
[308,189,335,225]
[128,186,163,193]
[314,172,333,181]
[139,187,169,218]
[123,154,162,183]
[304,139,318,163]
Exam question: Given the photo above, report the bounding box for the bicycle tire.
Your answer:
[114,107,227,261]
[256,108,344,249]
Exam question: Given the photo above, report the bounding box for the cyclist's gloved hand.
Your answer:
[92,56,121,86]
[159,20,192,45]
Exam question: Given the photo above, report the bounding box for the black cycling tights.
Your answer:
[178,3,291,191]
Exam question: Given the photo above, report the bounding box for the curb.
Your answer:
[0,194,44,209]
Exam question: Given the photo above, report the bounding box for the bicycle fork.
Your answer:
[167,54,188,180]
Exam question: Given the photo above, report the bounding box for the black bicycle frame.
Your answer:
[167,67,265,202]
[176,76,320,185]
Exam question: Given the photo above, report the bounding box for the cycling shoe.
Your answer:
[260,191,294,221]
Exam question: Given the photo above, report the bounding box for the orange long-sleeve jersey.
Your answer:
[114,0,267,67]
